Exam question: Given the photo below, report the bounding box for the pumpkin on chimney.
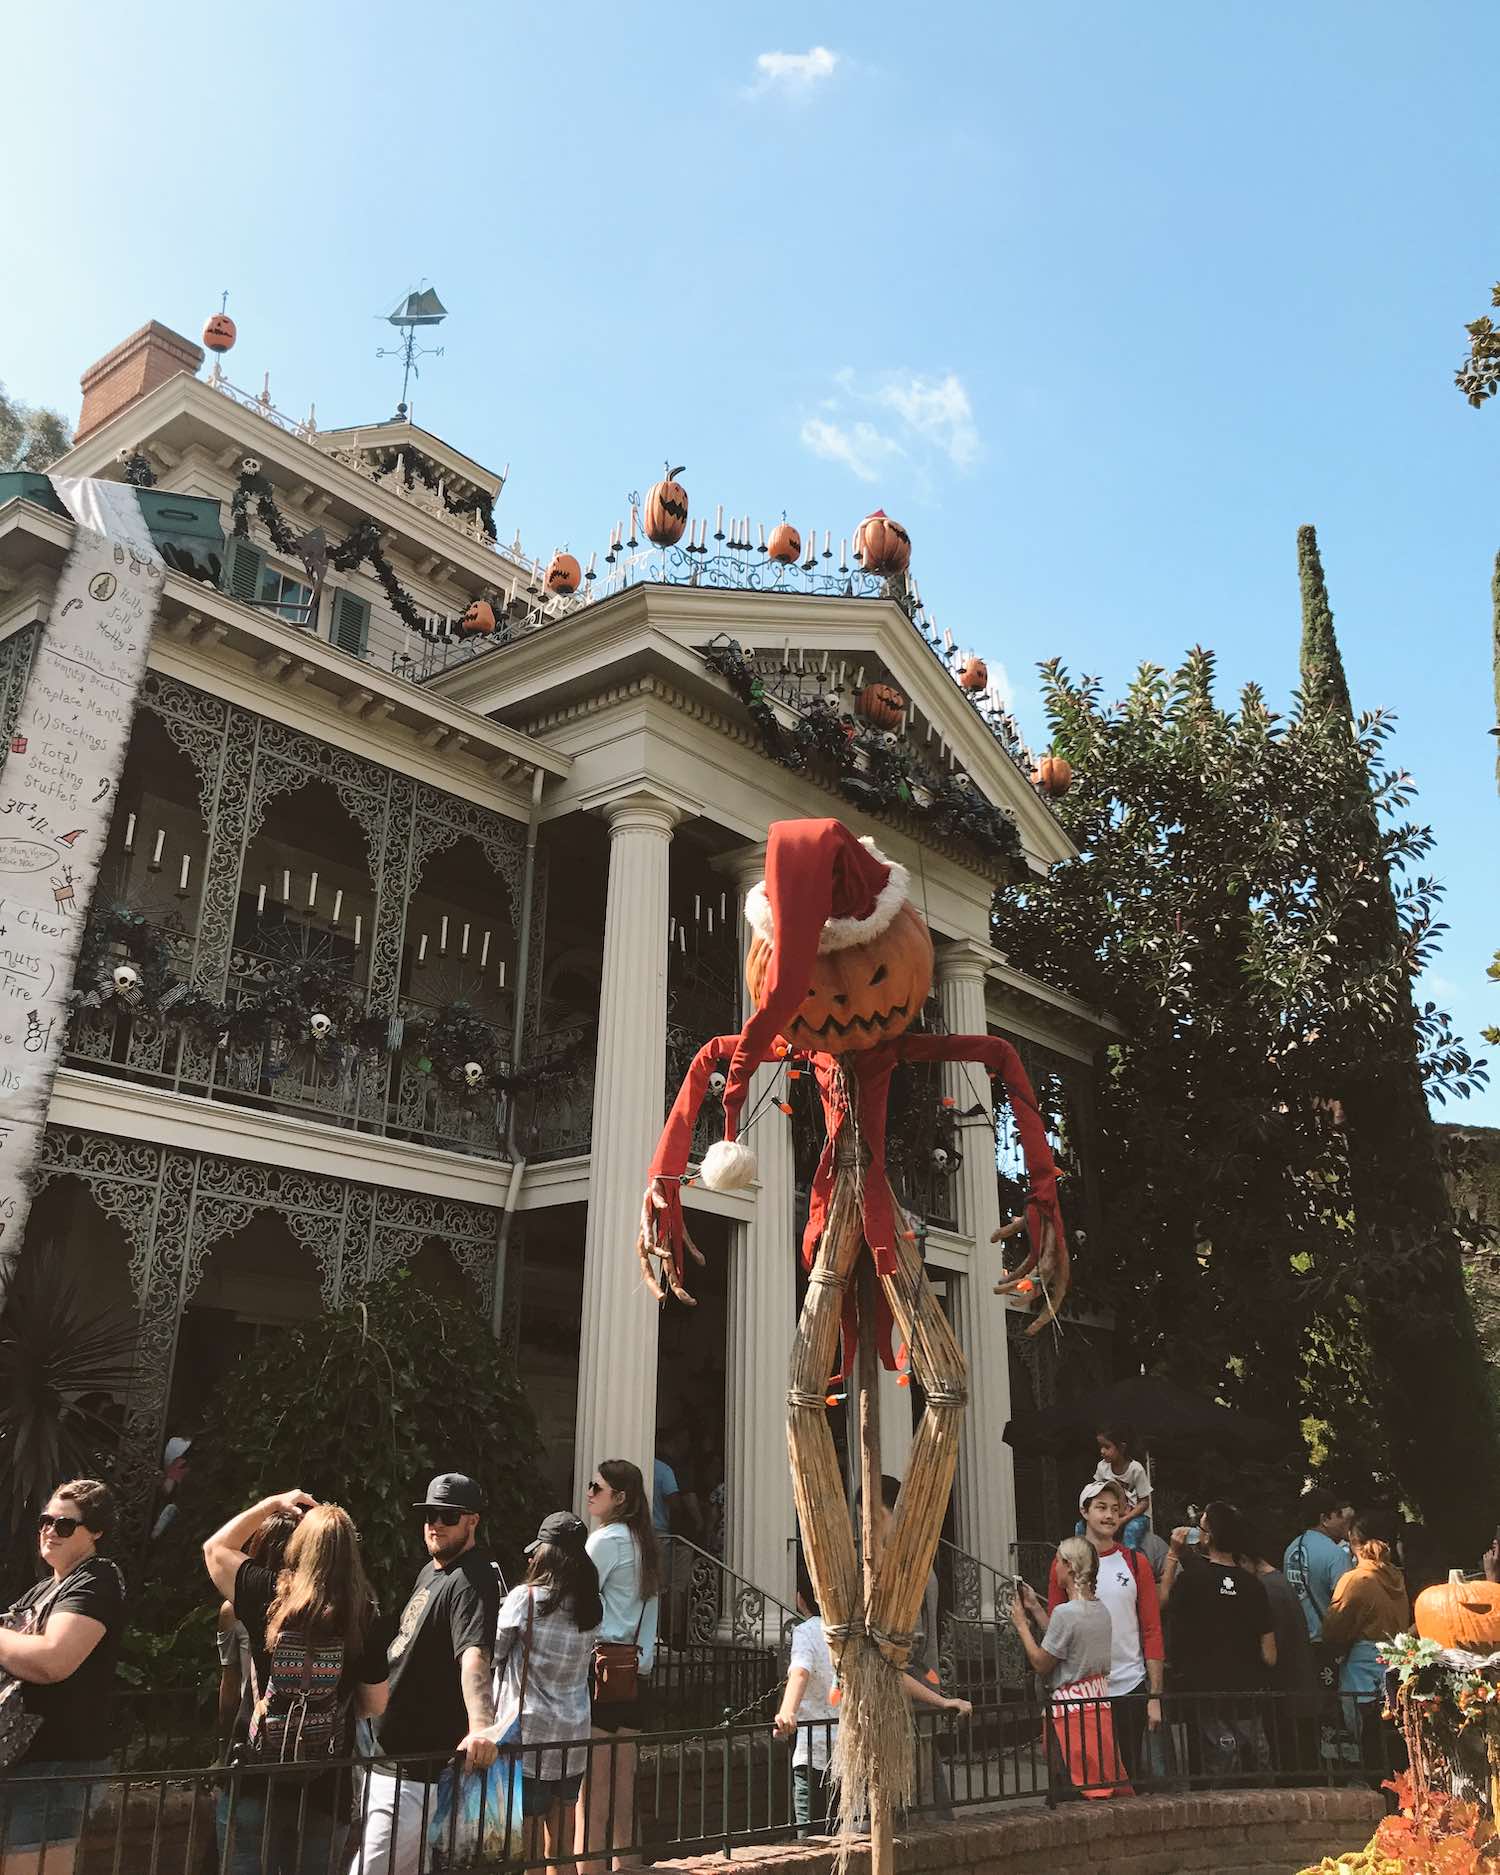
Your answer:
[854,510,911,577]
[545,552,582,596]
[644,467,689,548]
[458,599,496,636]
[958,657,988,693]
[856,683,906,731]
[202,313,237,355]
[768,522,802,565]
[1413,1572,1500,1654]
[1033,752,1073,797]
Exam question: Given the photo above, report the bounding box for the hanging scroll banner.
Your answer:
[0,478,164,1304]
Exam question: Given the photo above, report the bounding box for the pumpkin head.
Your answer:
[856,683,906,730]
[958,657,988,692]
[645,467,689,547]
[1033,753,1073,797]
[459,599,496,635]
[202,313,237,354]
[745,898,932,1056]
[854,509,911,577]
[546,552,582,596]
[768,522,802,565]
[1414,1572,1500,1653]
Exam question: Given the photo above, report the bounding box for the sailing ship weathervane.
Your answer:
[377,286,447,420]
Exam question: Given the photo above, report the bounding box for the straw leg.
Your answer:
[858,1256,896,1875]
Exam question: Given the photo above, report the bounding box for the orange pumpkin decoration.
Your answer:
[645,466,689,547]
[854,509,911,577]
[856,683,906,730]
[1414,1572,1500,1653]
[745,898,932,1056]
[958,657,988,692]
[1033,753,1073,797]
[458,599,495,635]
[202,312,237,354]
[768,522,802,565]
[545,552,582,596]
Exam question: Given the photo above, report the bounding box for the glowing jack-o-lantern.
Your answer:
[768,522,802,565]
[856,683,906,730]
[854,510,911,577]
[546,552,582,596]
[745,898,933,1057]
[644,468,689,547]
[202,313,237,355]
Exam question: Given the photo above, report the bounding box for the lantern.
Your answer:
[202,313,237,355]
[1413,1572,1500,1653]
[463,1062,485,1088]
[1033,753,1073,797]
[854,510,911,577]
[856,683,906,731]
[545,552,582,596]
[958,657,988,692]
[644,467,689,547]
[745,899,933,1057]
[768,522,802,565]
[309,1012,333,1040]
[458,600,495,636]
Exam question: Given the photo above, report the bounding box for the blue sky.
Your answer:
[6,3,1498,1119]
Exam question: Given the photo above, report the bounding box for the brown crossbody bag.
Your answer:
[591,1601,647,1706]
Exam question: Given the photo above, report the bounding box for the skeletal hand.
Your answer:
[635,1177,702,1307]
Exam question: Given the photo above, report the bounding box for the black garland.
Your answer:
[400,1001,595,1100]
[699,639,1025,869]
[367,449,497,542]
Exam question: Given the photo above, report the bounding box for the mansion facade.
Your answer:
[0,319,1119,1601]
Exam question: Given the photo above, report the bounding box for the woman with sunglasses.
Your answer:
[577,1460,659,1873]
[0,1479,125,1875]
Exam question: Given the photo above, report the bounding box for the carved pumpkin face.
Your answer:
[546,552,581,595]
[202,313,237,354]
[459,600,496,635]
[1414,1575,1500,1653]
[645,473,689,547]
[767,522,802,565]
[1033,753,1073,797]
[854,510,911,577]
[856,683,906,730]
[958,657,988,692]
[745,899,933,1056]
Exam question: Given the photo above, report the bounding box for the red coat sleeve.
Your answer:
[1130,1548,1165,1664]
[1046,1554,1065,1615]
[642,1035,743,1283]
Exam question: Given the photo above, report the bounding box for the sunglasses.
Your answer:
[421,1507,466,1528]
[37,1513,91,1538]
[586,1480,607,1495]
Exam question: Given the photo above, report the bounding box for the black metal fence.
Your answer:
[0,1689,1389,1872]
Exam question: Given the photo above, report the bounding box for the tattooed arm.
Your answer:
[457,1645,497,1770]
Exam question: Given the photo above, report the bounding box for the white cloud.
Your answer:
[799,417,903,483]
[749,46,839,95]
[874,372,981,471]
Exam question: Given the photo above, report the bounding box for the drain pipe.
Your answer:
[491,763,546,1341]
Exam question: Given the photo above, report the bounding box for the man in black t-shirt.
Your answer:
[353,1473,501,1875]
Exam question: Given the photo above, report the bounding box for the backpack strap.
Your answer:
[514,1592,535,1750]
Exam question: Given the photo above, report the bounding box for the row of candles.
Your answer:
[668,892,731,954]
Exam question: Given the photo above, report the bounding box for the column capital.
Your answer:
[579,781,701,835]
[712,841,769,893]
[935,936,1008,985]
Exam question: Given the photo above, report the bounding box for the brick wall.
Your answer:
[642,1788,1385,1875]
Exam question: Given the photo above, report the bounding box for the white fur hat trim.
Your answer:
[743,837,911,954]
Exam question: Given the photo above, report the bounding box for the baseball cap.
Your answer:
[524,1511,588,1554]
[414,1473,484,1513]
[1079,1480,1123,1512]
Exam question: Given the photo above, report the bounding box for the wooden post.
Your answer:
[857,1254,895,1875]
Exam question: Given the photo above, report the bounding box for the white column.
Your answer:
[936,939,1016,1571]
[573,789,688,1513]
[717,843,799,1604]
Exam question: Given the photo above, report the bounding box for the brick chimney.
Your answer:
[76,321,204,442]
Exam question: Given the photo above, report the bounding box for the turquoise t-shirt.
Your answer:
[1282,1529,1352,1641]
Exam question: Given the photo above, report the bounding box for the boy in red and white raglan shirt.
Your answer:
[1049,1480,1164,1783]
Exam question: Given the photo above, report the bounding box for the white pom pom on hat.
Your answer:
[699,1138,759,1192]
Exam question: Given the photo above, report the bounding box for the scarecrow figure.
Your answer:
[637,818,1066,1856]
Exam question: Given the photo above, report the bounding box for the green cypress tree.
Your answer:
[1299,526,1499,1555]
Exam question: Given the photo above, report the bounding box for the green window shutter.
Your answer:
[330,589,371,658]
[223,536,265,604]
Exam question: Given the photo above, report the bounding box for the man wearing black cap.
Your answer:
[354,1474,502,1875]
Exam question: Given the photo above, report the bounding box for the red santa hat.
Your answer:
[700,818,911,1191]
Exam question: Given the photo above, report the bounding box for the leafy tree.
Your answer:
[0,381,71,471]
[997,616,1494,1552]
[1456,283,1500,411]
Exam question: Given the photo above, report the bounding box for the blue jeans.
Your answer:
[216,1780,336,1875]
[0,1759,111,1853]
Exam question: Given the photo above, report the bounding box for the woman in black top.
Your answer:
[0,1477,126,1875]
[204,1489,387,1875]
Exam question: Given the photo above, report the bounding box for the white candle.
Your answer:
[179,853,191,891]
[282,869,290,901]
[840,537,848,567]
[720,892,726,921]
[498,959,506,988]
[418,933,428,963]
[308,871,318,909]
[439,915,448,951]
[332,889,343,924]
[806,524,814,559]
[480,930,491,967]
[823,530,831,556]
[716,503,724,536]
[707,907,714,933]
[630,503,639,538]
[256,883,266,914]
[758,522,766,550]
[353,914,362,947]
[461,922,470,956]
[124,812,136,851]
[586,551,596,577]
[151,829,165,866]
[694,895,700,920]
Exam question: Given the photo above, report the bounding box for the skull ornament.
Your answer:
[708,1070,727,1097]
[309,1012,333,1041]
[463,1061,485,1088]
[112,963,140,994]
[931,1146,950,1170]
[241,457,262,477]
